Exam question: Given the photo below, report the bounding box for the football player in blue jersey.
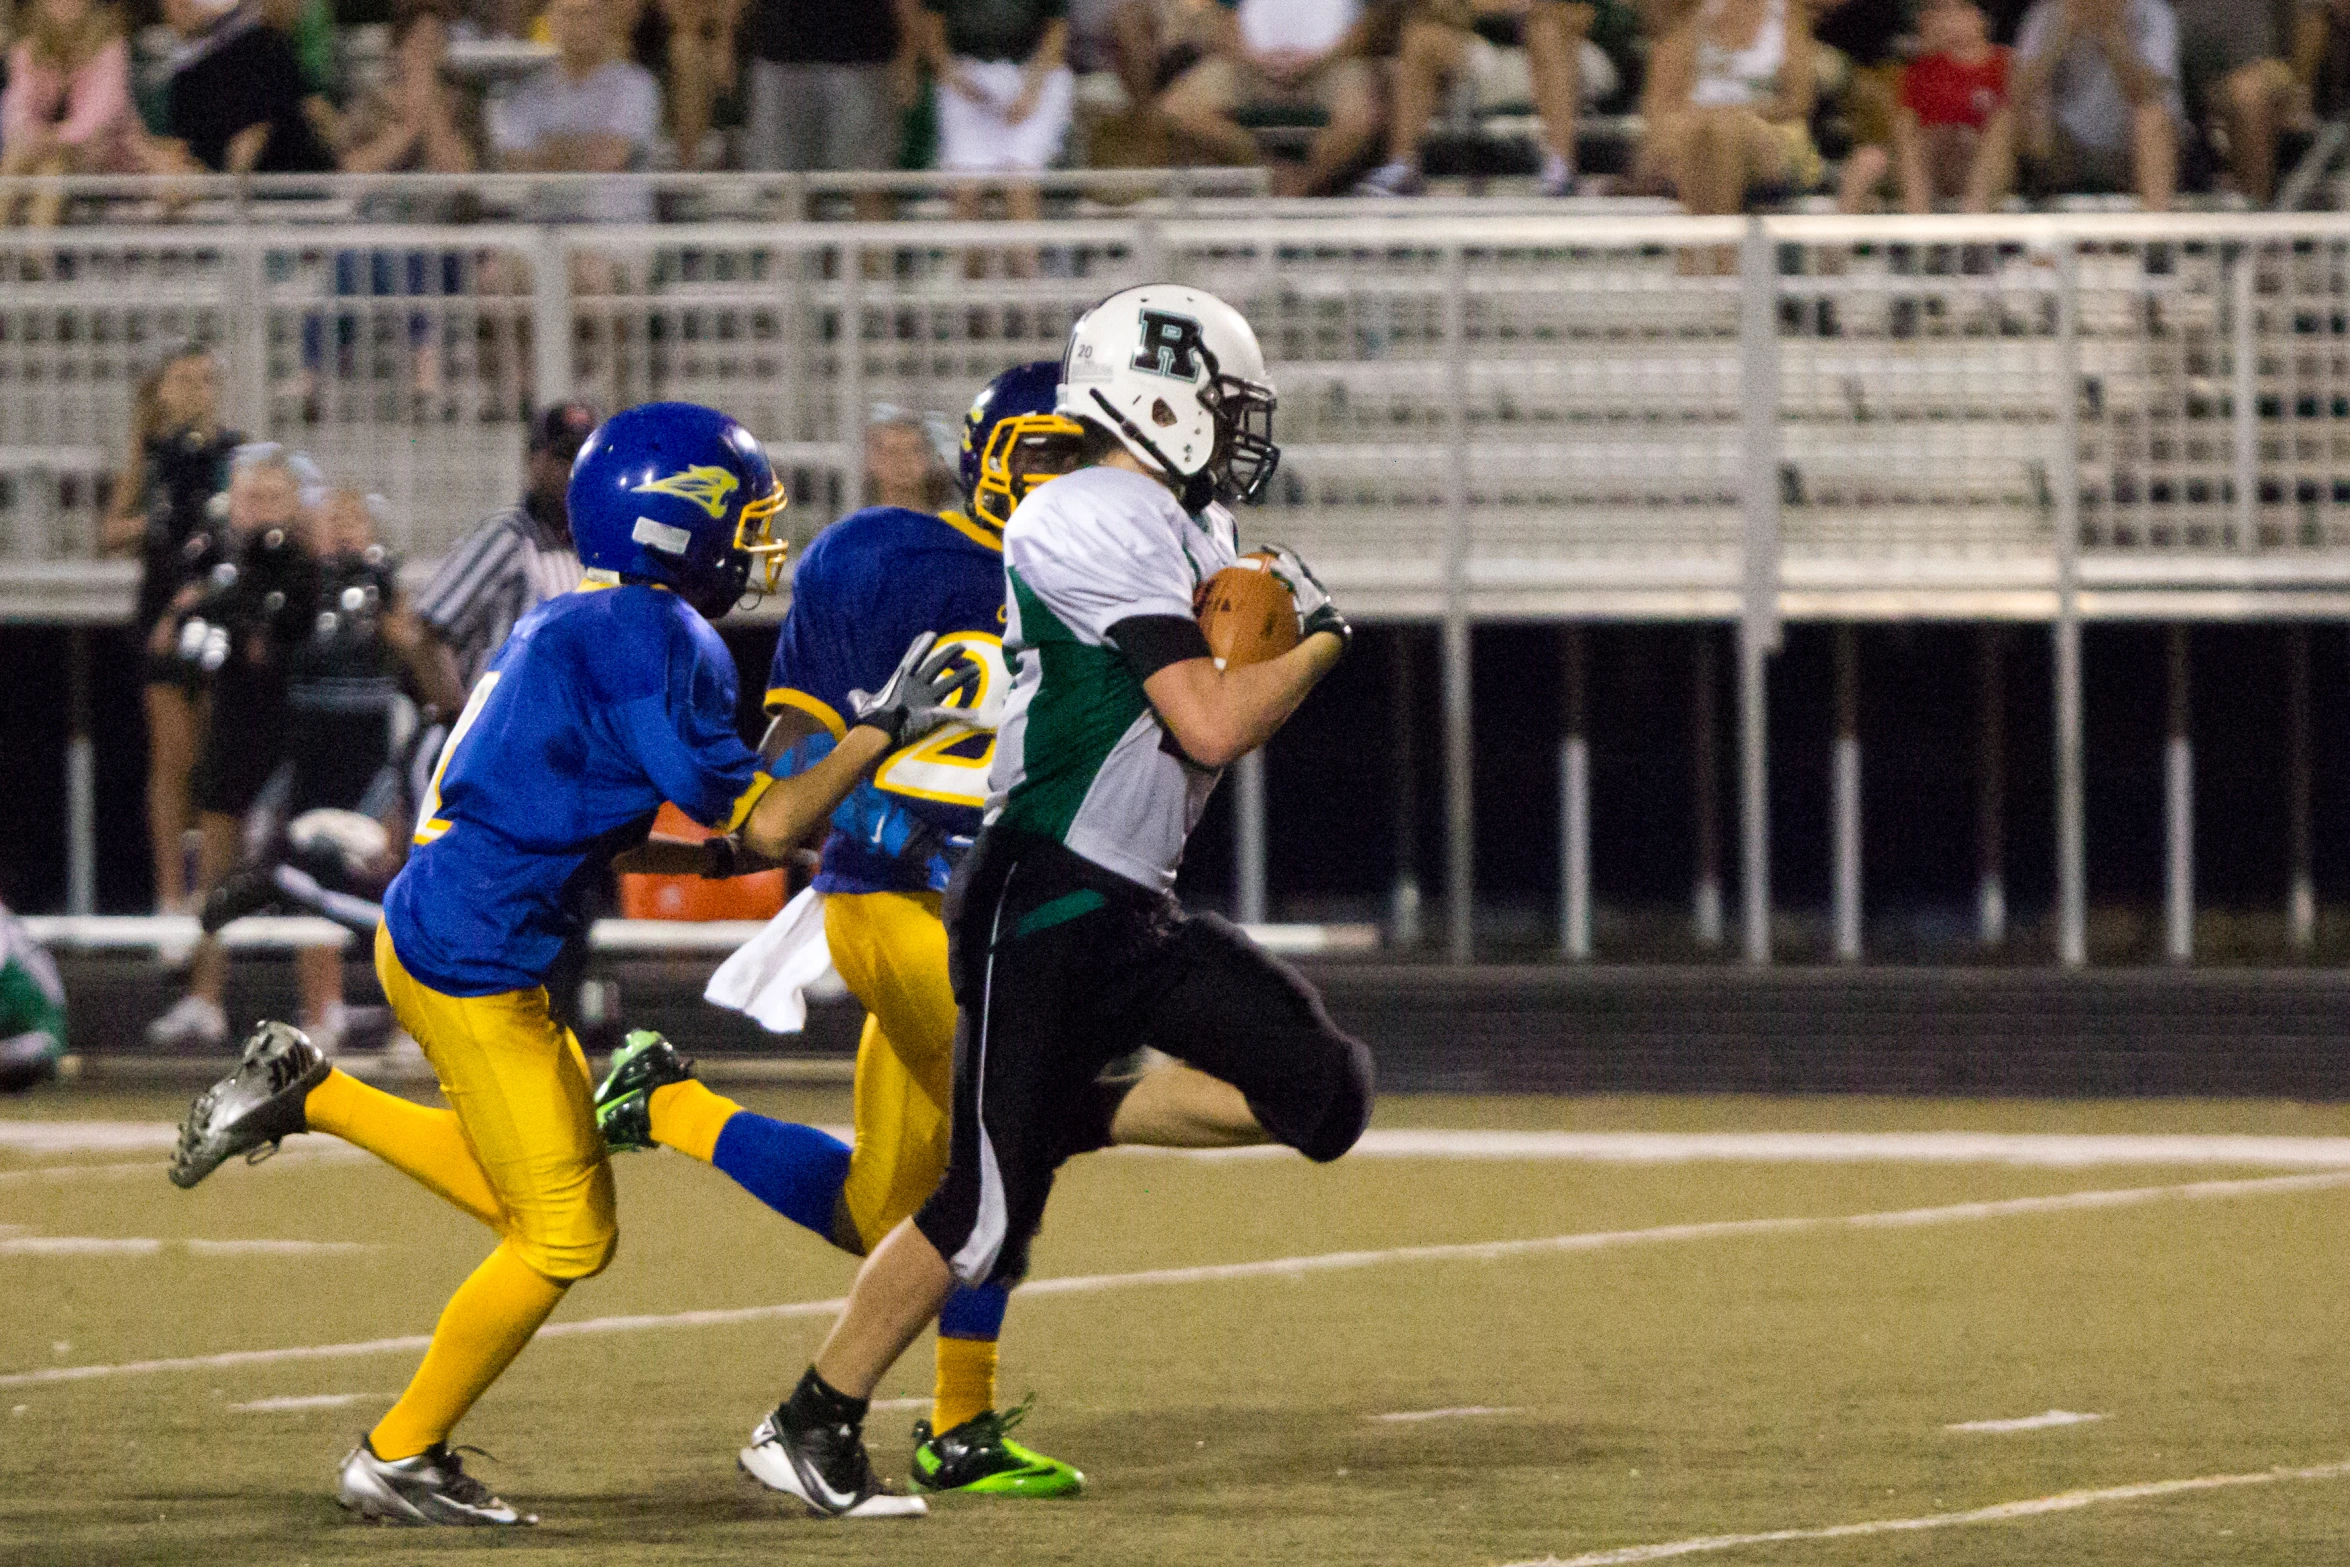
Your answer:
[167,402,980,1527]
[598,363,1271,1511]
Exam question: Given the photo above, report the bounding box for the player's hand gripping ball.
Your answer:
[1195,552,1301,669]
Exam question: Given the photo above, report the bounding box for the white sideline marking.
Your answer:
[1372,1406,1523,1423]
[230,1393,375,1413]
[8,1168,2346,1391]
[0,1237,163,1256]
[870,1397,928,1412]
[1117,1130,2350,1168]
[1948,1409,2104,1434]
[0,1236,372,1258]
[0,1122,179,1154]
[1513,1458,2350,1566]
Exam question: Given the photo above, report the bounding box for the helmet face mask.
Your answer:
[731,481,791,597]
[1197,369,1279,506]
[973,412,1086,532]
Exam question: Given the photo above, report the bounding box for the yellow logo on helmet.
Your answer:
[630,465,740,520]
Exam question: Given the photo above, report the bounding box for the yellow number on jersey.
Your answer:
[872,633,1006,811]
[412,672,501,845]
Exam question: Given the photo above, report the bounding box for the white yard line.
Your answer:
[0,1236,373,1258]
[1115,1130,2350,1167]
[8,1168,2345,1391]
[1371,1406,1523,1423]
[1947,1410,2104,1434]
[1512,1459,2350,1566]
[229,1393,378,1413]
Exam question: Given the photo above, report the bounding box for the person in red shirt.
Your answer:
[1896,0,2013,209]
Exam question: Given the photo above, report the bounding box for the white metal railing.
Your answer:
[8,203,2349,625]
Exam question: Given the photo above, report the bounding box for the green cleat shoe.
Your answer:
[592,1030,695,1153]
[909,1399,1084,1498]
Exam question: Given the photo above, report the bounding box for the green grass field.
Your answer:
[8,1085,2350,1566]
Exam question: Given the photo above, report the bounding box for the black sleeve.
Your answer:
[1106,614,1212,681]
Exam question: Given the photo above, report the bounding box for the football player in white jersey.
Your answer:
[734,284,1373,1518]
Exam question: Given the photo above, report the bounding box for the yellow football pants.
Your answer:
[824,890,957,1254]
[372,925,618,1281]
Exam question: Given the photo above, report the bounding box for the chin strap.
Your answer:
[1089,388,1214,510]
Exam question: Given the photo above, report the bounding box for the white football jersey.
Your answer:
[988,464,1237,891]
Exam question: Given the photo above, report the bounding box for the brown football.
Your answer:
[1196,553,1300,669]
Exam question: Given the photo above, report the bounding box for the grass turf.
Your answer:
[5,1087,2350,1565]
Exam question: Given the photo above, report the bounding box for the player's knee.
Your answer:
[517,1222,616,1282]
[1295,1029,1374,1163]
[509,1188,619,1281]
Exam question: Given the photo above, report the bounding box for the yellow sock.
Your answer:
[647,1079,744,1164]
[370,1241,566,1461]
[304,1067,505,1229]
[932,1335,998,1435]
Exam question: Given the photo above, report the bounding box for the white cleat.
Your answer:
[739,1408,927,1519]
[336,1439,535,1526]
[147,992,228,1051]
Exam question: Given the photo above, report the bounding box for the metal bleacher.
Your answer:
[4,185,2347,627]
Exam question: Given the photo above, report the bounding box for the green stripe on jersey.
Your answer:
[1010,889,1106,942]
[998,567,1152,847]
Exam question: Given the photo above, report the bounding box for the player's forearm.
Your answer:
[740,726,891,861]
[1145,631,1344,768]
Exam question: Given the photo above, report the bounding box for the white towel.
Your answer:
[703,886,837,1034]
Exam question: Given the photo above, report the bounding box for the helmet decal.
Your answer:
[629,465,741,520]
[1132,310,1207,379]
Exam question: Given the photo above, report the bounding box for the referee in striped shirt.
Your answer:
[414,401,601,691]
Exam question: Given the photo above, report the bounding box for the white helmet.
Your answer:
[1057,284,1280,511]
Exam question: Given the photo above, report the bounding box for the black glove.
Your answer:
[849,631,983,748]
[1263,544,1350,655]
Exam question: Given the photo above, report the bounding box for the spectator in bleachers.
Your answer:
[2171,0,2299,204]
[1640,0,1822,215]
[1157,0,1383,194]
[492,0,662,221]
[1816,0,1904,212]
[739,0,910,200]
[649,0,743,167]
[1356,0,1596,196]
[325,1,481,403]
[1846,0,2013,210]
[920,0,1076,219]
[107,344,241,915]
[2296,0,2350,121]
[2012,0,2180,210]
[339,2,481,177]
[0,0,140,225]
[864,405,955,509]
[144,0,337,173]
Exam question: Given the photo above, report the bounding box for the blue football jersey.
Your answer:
[385,583,768,995]
[766,506,1007,896]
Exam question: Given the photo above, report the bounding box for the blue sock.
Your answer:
[938,1281,1010,1340]
[709,1113,851,1241]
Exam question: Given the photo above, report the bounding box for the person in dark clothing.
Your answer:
[105,344,242,913]
[145,0,335,173]
[741,0,914,192]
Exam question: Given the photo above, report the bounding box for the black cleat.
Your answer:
[739,1402,927,1518]
[169,1021,328,1188]
[592,1029,695,1153]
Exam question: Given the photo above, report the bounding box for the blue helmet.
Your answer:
[568,402,788,618]
[959,361,1082,536]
